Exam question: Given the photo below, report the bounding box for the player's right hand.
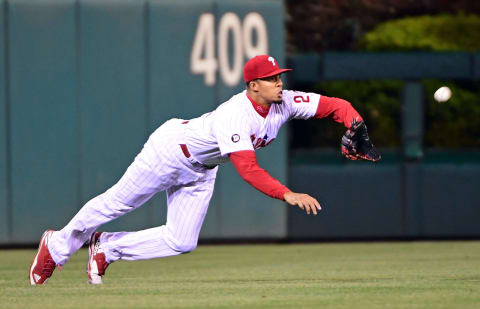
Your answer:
[341,119,381,162]
[283,191,321,215]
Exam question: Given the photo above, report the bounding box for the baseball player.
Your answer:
[29,54,380,285]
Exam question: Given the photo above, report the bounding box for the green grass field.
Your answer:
[1,241,479,309]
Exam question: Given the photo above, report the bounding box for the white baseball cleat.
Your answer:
[29,230,60,285]
[87,232,110,284]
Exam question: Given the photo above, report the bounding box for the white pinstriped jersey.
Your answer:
[184,90,321,166]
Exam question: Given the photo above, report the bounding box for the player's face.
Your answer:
[255,74,284,103]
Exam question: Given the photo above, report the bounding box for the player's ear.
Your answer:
[248,80,259,91]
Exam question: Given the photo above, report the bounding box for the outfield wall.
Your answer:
[1,1,479,245]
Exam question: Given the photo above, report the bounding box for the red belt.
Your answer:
[179,121,216,169]
[179,143,216,170]
[180,144,191,158]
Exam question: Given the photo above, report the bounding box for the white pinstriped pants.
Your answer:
[49,119,218,265]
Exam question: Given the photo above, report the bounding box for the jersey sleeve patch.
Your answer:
[212,106,254,155]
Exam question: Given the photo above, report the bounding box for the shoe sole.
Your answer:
[87,232,103,285]
[29,230,53,285]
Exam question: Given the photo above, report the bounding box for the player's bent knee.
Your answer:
[169,239,198,253]
[177,243,197,253]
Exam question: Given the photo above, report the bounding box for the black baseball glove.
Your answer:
[341,119,381,162]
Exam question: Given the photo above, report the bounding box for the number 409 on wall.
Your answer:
[190,12,269,87]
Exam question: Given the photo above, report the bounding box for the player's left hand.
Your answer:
[341,120,381,162]
[283,191,321,215]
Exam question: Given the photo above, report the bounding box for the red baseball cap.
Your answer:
[243,55,292,83]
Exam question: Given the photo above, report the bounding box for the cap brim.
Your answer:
[256,68,293,80]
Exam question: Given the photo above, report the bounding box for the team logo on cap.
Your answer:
[268,56,276,66]
[231,134,240,143]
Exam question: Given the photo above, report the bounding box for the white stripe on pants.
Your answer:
[48,119,218,265]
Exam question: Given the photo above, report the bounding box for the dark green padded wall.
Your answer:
[288,165,403,239]
[148,0,216,126]
[8,0,78,242]
[0,0,8,242]
[421,165,480,236]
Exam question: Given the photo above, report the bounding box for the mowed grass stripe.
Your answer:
[1,242,479,309]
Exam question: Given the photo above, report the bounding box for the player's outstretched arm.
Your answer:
[313,96,380,162]
[283,191,321,215]
[315,96,381,162]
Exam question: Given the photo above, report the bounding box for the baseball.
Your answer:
[433,86,452,102]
